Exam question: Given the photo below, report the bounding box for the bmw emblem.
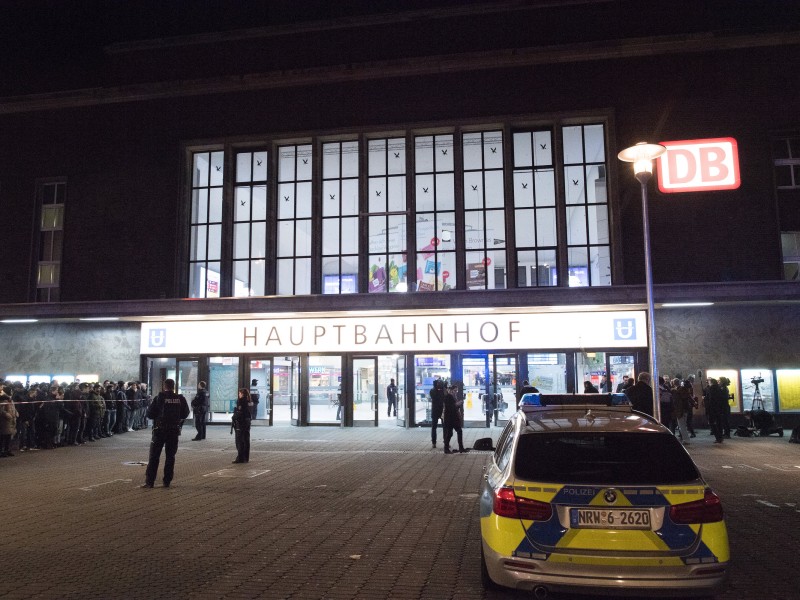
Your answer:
[604,489,617,504]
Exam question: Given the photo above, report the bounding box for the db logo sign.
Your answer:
[657,138,740,193]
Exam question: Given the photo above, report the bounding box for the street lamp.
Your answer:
[618,142,667,422]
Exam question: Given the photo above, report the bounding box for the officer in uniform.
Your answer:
[141,378,190,488]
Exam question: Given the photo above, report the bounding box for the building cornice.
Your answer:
[2,30,798,116]
[0,281,797,323]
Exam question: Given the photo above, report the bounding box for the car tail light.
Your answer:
[493,487,553,521]
[670,489,724,524]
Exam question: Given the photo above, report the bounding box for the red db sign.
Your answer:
[657,137,740,193]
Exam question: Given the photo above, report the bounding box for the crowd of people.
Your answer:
[0,378,151,458]
[613,371,735,444]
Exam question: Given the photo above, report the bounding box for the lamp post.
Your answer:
[618,142,667,422]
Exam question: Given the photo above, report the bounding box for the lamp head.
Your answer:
[617,142,667,182]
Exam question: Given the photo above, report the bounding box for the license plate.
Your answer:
[570,508,651,530]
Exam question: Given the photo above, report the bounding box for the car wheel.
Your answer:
[480,544,498,590]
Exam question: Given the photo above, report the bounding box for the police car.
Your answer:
[477,394,729,598]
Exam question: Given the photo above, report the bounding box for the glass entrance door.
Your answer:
[607,353,636,393]
[248,358,272,424]
[273,356,300,425]
[353,357,378,426]
[492,354,518,423]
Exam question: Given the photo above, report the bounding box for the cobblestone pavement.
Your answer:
[1,424,798,600]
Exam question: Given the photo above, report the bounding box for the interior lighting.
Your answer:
[80,317,120,321]
[662,302,714,307]
[1,319,39,323]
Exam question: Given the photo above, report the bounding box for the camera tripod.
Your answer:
[750,381,765,413]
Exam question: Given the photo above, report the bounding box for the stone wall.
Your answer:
[0,322,140,381]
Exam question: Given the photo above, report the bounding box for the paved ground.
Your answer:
[1,423,798,600]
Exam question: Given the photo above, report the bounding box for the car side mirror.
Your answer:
[473,437,495,452]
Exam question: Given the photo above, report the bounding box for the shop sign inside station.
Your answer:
[140,310,646,354]
[657,137,740,193]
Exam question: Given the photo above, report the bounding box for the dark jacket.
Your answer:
[232,399,252,431]
[147,391,190,430]
[191,389,210,410]
[442,391,463,427]
[626,381,654,417]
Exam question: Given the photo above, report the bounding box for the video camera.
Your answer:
[750,375,764,385]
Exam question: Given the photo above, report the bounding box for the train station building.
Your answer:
[1,1,799,428]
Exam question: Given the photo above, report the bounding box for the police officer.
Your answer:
[191,381,209,441]
[141,379,190,488]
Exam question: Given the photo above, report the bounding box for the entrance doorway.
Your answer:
[352,355,406,427]
[461,353,518,426]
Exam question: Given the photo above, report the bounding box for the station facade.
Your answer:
[1,2,799,427]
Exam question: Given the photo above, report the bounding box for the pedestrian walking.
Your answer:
[141,379,190,488]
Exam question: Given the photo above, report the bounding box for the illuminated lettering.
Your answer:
[666,148,695,184]
[355,325,366,344]
[454,322,469,343]
[333,325,345,344]
[509,321,520,341]
[289,327,304,346]
[314,325,326,344]
[699,147,729,182]
[265,327,281,346]
[402,324,417,344]
[375,325,393,344]
[479,322,498,343]
[427,323,443,344]
[243,327,258,347]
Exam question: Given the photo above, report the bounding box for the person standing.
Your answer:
[671,378,692,444]
[718,376,732,439]
[386,378,398,418]
[442,384,466,454]
[626,372,654,417]
[191,381,210,441]
[141,379,190,488]
[483,390,495,427]
[249,379,260,419]
[429,379,445,449]
[705,378,727,444]
[231,388,252,464]
[0,385,18,457]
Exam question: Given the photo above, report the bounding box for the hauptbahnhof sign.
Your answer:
[141,311,647,355]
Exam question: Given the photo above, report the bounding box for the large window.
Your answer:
[186,118,612,298]
[774,137,800,189]
[321,141,359,294]
[513,130,558,287]
[562,124,610,287]
[781,232,800,281]
[277,144,313,296]
[190,151,224,298]
[415,134,456,291]
[233,150,269,296]
[36,180,66,302]
[463,131,506,289]
[368,138,408,293]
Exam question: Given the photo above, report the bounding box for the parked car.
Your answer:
[477,396,729,598]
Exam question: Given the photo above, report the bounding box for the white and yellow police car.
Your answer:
[478,395,729,598]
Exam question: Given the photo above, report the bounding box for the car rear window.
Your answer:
[514,432,700,485]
